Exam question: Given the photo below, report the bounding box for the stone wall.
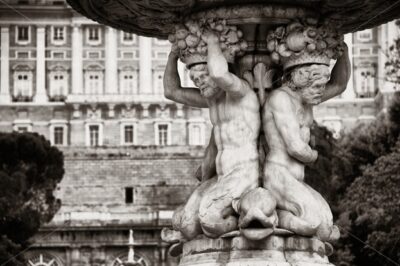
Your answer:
[27,146,204,266]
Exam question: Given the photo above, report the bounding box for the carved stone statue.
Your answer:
[164,19,260,240]
[262,21,350,242]
[262,53,351,240]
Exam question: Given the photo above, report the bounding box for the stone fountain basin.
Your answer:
[67,0,400,38]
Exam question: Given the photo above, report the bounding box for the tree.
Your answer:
[331,92,400,266]
[335,142,400,266]
[0,132,64,265]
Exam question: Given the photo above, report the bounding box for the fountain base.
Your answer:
[179,235,335,266]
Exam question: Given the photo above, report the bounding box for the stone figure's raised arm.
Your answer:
[321,43,351,102]
[202,31,250,98]
[164,50,208,108]
[270,91,318,163]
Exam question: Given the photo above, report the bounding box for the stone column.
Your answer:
[139,36,152,94]
[105,27,118,94]
[35,26,47,103]
[72,24,83,94]
[0,26,10,103]
[342,33,355,99]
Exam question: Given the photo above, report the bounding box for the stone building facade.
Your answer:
[0,1,398,265]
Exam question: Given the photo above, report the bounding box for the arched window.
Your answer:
[49,65,69,101]
[12,64,33,102]
[84,64,104,95]
[119,67,138,94]
[189,123,205,145]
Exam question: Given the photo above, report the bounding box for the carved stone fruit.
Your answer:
[176,29,189,40]
[271,51,280,63]
[306,28,317,38]
[286,22,303,32]
[267,40,276,52]
[278,43,292,57]
[177,40,187,49]
[215,24,224,32]
[317,40,327,50]
[226,31,238,44]
[286,31,307,52]
[240,40,248,50]
[307,43,316,51]
[168,34,176,43]
[186,34,200,47]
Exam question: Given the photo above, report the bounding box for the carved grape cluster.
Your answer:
[168,18,248,64]
[266,18,345,64]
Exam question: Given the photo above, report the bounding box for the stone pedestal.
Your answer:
[179,235,334,266]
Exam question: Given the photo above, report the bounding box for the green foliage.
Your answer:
[0,132,64,265]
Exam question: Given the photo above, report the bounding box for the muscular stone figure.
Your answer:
[262,44,350,242]
[197,31,260,238]
[164,30,261,239]
[164,51,218,240]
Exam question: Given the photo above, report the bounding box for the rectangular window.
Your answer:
[158,124,169,146]
[190,124,204,145]
[17,126,28,133]
[53,26,64,41]
[125,187,134,203]
[13,72,33,101]
[89,125,99,146]
[357,29,373,42]
[124,125,134,144]
[52,52,64,59]
[123,32,133,41]
[53,126,64,145]
[121,31,135,44]
[85,71,103,94]
[17,26,29,42]
[87,27,100,44]
[121,72,137,94]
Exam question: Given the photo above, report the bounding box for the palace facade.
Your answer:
[0,1,398,265]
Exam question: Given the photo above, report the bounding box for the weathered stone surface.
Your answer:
[178,235,334,266]
[67,0,400,38]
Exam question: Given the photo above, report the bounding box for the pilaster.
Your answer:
[105,27,118,94]
[0,26,10,103]
[72,24,83,94]
[35,26,47,103]
[139,37,152,94]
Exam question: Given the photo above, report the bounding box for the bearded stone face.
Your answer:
[290,64,330,105]
[189,64,219,98]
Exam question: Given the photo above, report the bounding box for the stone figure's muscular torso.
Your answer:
[263,86,314,181]
[208,89,260,178]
